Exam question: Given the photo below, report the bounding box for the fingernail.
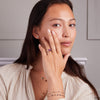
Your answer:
[52,31,55,34]
[48,29,51,33]
[38,44,41,48]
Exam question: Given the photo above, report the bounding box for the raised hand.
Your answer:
[39,29,70,79]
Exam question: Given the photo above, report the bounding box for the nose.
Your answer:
[62,26,70,37]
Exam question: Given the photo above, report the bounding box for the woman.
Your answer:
[0,0,99,100]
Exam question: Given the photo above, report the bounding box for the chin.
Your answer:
[62,50,71,56]
[61,45,72,56]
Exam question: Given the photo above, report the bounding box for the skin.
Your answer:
[37,4,76,55]
[31,3,76,100]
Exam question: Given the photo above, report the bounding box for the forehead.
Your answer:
[42,4,74,22]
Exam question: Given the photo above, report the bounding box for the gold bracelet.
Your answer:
[47,91,65,97]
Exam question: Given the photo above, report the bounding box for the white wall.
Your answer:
[0,0,100,96]
[71,0,100,96]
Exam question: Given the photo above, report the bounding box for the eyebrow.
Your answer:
[49,18,76,22]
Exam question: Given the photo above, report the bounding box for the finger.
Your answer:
[63,53,70,65]
[51,31,61,55]
[38,44,46,56]
[41,37,52,54]
[48,29,56,53]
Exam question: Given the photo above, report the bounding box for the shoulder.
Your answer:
[0,63,33,99]
[0,63,27,88]
[0,63,27,77]
[62,72,95,100]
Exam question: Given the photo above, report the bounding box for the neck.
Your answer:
[32,53,44,72]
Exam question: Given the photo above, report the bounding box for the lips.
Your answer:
[61,41,72,47]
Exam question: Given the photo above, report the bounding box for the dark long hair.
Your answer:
[14,0,99,99]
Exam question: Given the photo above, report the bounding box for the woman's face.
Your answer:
[36,4,76,56]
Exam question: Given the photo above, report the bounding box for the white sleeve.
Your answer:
[0,75,7,100]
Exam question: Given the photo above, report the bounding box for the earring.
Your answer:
[36,35,39,39]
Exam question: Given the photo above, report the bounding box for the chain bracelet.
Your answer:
[47,90,65,97]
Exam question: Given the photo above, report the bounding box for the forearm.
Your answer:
[47,76,65,100]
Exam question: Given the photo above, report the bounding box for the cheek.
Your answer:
[71,30,76,41]
[39,29,48,39]
[56,32,62,39]
[39,23,50,38]
[73,32,76,41]
[51,28,63,39]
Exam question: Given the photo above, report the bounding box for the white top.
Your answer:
[0,63,96,100]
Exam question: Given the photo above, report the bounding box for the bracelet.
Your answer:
[48,90,64,94]
[47,90,65,97]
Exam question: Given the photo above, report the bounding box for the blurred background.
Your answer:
[0,0,100,97]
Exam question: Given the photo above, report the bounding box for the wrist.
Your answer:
[46,72,62,81]
[47,76,63,90]
[47,75,62,84]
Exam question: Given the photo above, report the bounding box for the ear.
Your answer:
[32,26,40,39]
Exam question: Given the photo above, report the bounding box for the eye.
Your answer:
[52,24,61,27]
[69,24,76,27]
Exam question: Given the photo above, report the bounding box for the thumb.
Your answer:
[63,53,70,65]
